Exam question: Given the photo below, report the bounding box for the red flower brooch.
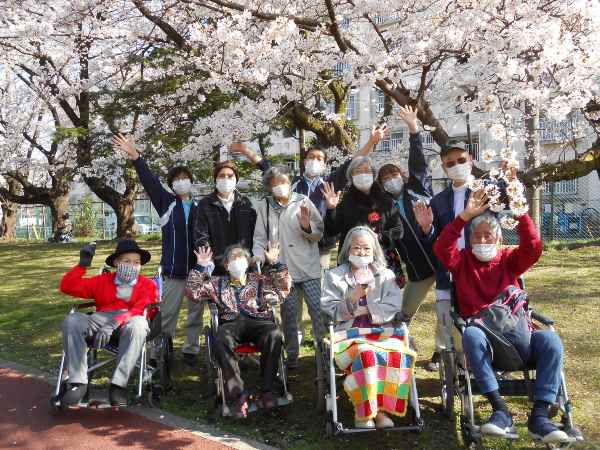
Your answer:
[367,212,381,223]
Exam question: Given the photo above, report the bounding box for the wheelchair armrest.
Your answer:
[142,302,159,318]
[450,311,466,332]
[72,301,96,312]
[531,310,554,326]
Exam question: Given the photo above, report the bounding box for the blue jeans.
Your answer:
[462,327,563,403]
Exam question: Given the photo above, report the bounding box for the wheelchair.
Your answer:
[315,317,424,436]
[438,280,584,449]
[201,295,293,417]
[50,266,173,410]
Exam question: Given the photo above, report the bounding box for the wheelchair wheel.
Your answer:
[439,349,455,418]
[158,335,173,392]
[146,384,163,408]
[314,346,327,413]
[202,326,217,398]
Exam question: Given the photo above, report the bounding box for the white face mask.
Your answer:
[216,178,236,194]
[383,177,404,196]
[445,162,471,182]
[172,178,192,195]
[352,173,374,192]
[304,159,325,178]
[227,258,248,279]
[272,183,290,199]
[472,243,498,262]
[348,254,374,268]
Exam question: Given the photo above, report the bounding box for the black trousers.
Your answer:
[214,314,283,401]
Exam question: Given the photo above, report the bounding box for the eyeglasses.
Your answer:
[444,157,469,168]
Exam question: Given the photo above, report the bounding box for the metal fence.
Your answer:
[12,174,600,242]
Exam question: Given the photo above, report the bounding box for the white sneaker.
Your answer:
[375,412,394,428]
[355,418,375,429]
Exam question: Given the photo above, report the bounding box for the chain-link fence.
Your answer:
[12,173,600,242]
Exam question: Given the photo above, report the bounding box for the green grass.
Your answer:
[0,241,599,449]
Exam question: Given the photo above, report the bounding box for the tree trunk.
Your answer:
[524,101,542,232]
[0,181,18,241]
[115,194,137,239]
[48,193,71,239]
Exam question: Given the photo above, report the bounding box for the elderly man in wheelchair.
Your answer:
[185,242,291,419]
[57,239,157,408]
[434,189,576,446]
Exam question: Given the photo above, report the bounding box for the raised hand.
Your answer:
[298,201,311,231]
[321,182,341,209]
[413,200,433,234]
[229,141,260,163]
[79,242,96,267]
[370,123,390,145]
[194,246,213,266]
[264,241,280,264]
[398,105,419,134]
[460,189,490,221]
[112,133,140,160]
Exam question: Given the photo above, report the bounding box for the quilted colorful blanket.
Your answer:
[333,326,416,419]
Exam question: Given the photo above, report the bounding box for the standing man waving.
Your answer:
[113,134,202,366]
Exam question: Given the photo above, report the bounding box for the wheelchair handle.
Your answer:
[450,310,466,331]
[71,301,96,312]
[531,310,554,326]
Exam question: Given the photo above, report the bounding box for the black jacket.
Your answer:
[325,182,403,252]
[192,191,257,276]
[385,133,437,282]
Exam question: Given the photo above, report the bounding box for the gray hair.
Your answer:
[469,212,502,239]
[223,245,251,265]
[338,226,387,271]
[263,164,291,188]
[345,156,377,186]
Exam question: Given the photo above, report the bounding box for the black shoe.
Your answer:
[108,384,128,407]
[425,352,440,372]
[182,353,197,367]
[61,383,87,406]
[528,413,571,444]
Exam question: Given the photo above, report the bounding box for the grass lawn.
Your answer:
[0,241,598,450]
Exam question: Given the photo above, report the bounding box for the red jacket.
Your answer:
[60,265,158,326]
[433,214,542,318]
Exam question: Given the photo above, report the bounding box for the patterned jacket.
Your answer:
[185,263,292,321]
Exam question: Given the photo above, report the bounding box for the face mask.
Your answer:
[116,263,141,284]
[172,178,192,195]
[349,254,374,268]
[304,159,325,178]
[227,258,248,279]
[472,244,498,262]
[383,177,404,196]
[353,173,374,192]
[445,162,471,182]
[272,183,290,198]
[216,178,236,194]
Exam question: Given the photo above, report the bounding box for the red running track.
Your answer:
[0,367,233,450]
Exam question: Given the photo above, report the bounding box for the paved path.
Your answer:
[0,366,255,450]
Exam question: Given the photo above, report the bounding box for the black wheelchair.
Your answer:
[50,266,172,410]
[438,280,584,449]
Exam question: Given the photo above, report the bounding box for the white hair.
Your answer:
[338,226,386,270]
[470,212,502,238]
[345,156,377,186]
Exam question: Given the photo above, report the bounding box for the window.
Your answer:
[466,142,480,160]
[539,118,571,142]
[377,131,404,152]
[422,131,434,147]
[333,62,351,76]
[346,93,358,120]
[374,89,385,113]
[543,179,578,195]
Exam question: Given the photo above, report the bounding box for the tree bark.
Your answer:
[0,179,19,241]
[524,101,542,231]
[48,193,71,239]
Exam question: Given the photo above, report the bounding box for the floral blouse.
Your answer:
[185,263,292,321]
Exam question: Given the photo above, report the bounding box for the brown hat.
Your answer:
[213,160,239,181]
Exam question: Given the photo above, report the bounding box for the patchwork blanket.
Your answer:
[333,327,416,419]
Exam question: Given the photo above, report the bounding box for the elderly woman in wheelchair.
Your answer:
[321,226,418,431]
[434,189,577,445]
[57,239,157,408]
[185,243,291,419]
